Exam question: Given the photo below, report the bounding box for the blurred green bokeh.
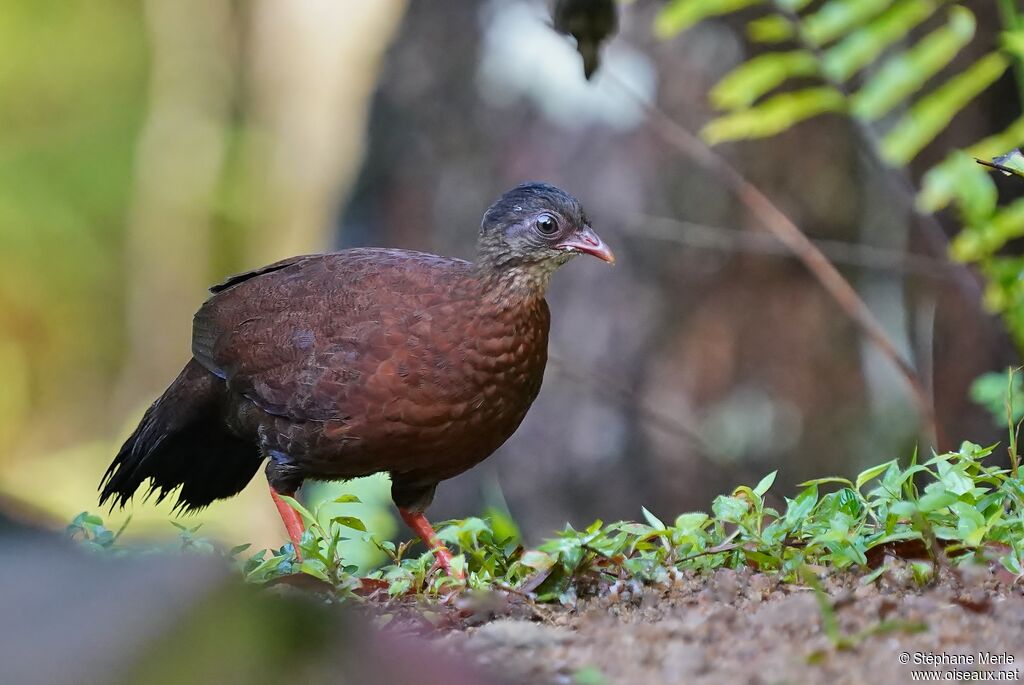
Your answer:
[0,0,406,555]
[0,1,145,447]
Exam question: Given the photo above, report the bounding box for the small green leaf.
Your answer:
[278,495,318,527]
[1001,28,1024,61]
[917,152,997,223]
[882,52,1010,165]
[821,0,942,82]
[521,549,556,571]
[917,490,958,513]
[641,506,667,530]
[484,506,522,545]
[332,516,367,532]
[617,522,655,536]
[702,88,846,144]
[951,197,1024,262]
[747,16,794,43]
[710,52,819,111]
[753,470,778,497]
[573,665,609,685]
[856,460,896,491]
[803,0,892,47]
[712,495,750,523]
[936,461,974,496]
[333,494,362,504]
[851,6,976,119]
[673,512,710,532]
[860,566,887,584]
[654,0,762,39]
[246,553,288,582]
[983,148,1024,178]
[299,559,331,582]
[799,476,854,488]
[1001,553,1024,577]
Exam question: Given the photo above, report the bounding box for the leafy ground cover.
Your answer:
[71,440,1024,602]
[68,440,1024,683]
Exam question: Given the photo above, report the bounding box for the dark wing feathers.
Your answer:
[208,254,312,294]
[192,249,474,423]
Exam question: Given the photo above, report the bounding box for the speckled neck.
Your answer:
[474,258,562,307]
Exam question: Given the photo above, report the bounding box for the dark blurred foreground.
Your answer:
[0,517,513,685]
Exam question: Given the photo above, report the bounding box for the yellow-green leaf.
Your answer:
[747,16,794,43]
[655,0,762,39]
[711,51,820,110]
[951,197,1024,262]
[851,6,975,120]
[918,116,1024,214]
[881,52,1010,165]
[702,87,846,144]
[1001,28,1024,60]
[921,153,997,223]
[822,0,942,82]
[803,0,893,47]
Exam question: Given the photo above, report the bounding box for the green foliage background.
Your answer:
[655,0,1024,349]
[0,2,146,447]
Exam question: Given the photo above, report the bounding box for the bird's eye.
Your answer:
[535,214,558,236]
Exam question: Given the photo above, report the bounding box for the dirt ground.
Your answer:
[422,566,1024,685]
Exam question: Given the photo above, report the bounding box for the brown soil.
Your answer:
[420,566,1024,685]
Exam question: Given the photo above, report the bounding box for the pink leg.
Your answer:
[269,486,306,560]
[399,508,464,579]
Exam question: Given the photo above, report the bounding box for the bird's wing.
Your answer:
[207,254,312,294]
[191,249,471,423]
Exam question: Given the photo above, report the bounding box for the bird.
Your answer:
[553,0,619,80]
[99,182,614,576]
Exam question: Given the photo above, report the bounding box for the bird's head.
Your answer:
[476,182,614,294]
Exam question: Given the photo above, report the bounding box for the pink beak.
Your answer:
[557,226,616,264]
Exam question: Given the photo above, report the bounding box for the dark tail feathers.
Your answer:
[99,360,262,513]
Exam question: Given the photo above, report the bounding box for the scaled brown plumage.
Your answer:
[100,182,614,573]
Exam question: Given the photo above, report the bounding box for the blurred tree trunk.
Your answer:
[243,0,408,264]
[119,0,407,407]
[119,0,238,404]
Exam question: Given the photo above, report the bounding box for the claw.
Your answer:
[399,507,465,580]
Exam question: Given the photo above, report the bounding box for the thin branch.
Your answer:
[625,213,960,280]
[607,74,943,448]
[546,352,713,454]
[772,4,983,303]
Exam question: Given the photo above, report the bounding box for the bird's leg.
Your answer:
[399,508,463,579]
[269,486,306,560]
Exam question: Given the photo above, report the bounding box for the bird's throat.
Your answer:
[477,261,560,306]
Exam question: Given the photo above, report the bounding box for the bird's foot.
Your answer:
[399,508,466,580]
[428,545,458,577]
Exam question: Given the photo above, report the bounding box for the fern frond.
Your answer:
[917,115,1024,216]
[820,0,945,81]
[702,87,846,143]
[655,0,763,39]
[710,51,820,110]
[880,52,1009,164]
[747,15,795,43]
[655,0,1024,351]
[950,197,1024,262]
[851,7,975,120]
[802,0,895,47]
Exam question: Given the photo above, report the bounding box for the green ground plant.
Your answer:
[68,438,1024,604]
